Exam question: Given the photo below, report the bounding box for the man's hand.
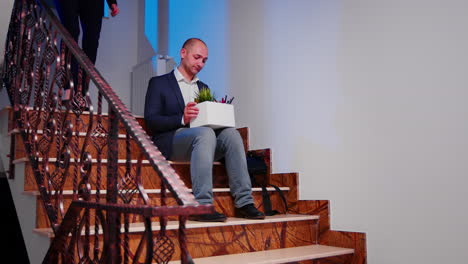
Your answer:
[183,102,199,125]
[110,4,120,17]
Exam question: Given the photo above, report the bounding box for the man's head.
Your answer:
[179,38,208,80]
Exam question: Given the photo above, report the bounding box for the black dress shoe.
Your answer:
[236,204,265,219]
[188,211,227,222]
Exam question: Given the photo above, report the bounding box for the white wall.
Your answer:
[0,0,14,109]
[167,0,228,97]
[136,0,228,98]
[0,0,14,59]
[229,0,468,263]
[92,0,139,107]
[137,0,155,63]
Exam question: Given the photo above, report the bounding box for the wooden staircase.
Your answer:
[0,107,366,263]
[1,0,366,262]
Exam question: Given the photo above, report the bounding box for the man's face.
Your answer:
[180,41,208,78]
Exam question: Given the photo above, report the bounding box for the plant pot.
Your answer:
[190,101,235,129]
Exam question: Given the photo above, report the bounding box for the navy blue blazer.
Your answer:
[144,70,208,159]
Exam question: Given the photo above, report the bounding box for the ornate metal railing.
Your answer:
[1,0,213,263]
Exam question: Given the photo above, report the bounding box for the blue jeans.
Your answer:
[170,127,253,208]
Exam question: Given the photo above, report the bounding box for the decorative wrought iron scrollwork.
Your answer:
[3,0,211,263]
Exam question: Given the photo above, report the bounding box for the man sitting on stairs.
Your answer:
[144,38,265,222]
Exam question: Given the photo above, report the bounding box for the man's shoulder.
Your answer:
[148,71,175,86]
[157,71,174,79]
[149,71,175,83]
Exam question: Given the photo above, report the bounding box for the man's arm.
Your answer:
[106,0,119,17]
[144,77,184,134]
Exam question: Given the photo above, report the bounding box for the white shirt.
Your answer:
[174,67,199,125]
[174,67,199,106]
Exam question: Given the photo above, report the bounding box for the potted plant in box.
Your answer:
[190,87,236,129]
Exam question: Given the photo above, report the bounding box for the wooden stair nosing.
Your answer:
[15,106,144,118]
[23,187,290,196]
[9,128,134,138]
[33,214,318,238]
[167,245,354,264]
[13,150,265,166]
[13,157,222,166]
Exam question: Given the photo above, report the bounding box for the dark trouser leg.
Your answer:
[78,0,104,96]
[54,0,80,99]
[54,0,80,40]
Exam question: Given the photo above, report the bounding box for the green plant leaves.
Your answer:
[194,87,215,103]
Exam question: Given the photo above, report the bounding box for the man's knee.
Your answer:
[192,127,216,144]
[220,128,242,142]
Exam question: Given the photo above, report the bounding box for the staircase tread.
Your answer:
[168,245,354,264]
[9,128,135,138]
[33,214,318,238]
[13,157,222,165]
[17,106,130,117]
[23,186,290,196]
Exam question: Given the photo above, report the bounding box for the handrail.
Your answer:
[36,0,197,208]
[1,0,212,263]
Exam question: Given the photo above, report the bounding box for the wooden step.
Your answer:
[27,187,291,228]
[23,187,290,196]
[33,214,317,237]
[11,127,251,160]
[5,107,251,151]
[4,107,147,135]
[17,155,274,192]
[15,157,228,191]
[12,131,145,160]
[7,109,250,153]
[34,214,320,262]
[168,245,354,264]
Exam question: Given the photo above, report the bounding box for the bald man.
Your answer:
[144,38,265,222]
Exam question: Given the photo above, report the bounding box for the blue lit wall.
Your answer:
[143,1,227,97]
[168,0,227,98]
[144,0,158,53]
[104,0,109,18]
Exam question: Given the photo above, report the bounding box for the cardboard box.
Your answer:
[190,101,235,129]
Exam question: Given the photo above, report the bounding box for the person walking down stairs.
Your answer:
[54,0,120,100]
[144,38,265,222]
